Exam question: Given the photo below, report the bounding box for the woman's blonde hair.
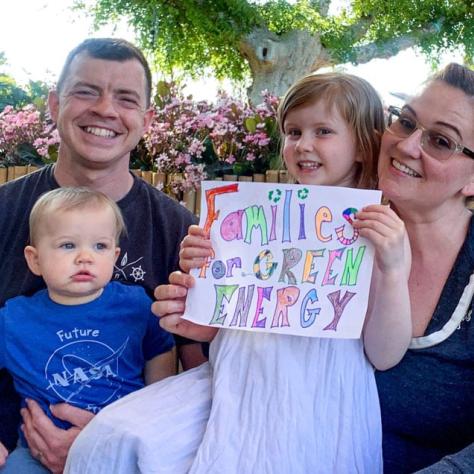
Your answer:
[29,187,126,245]
[277,72,385,190]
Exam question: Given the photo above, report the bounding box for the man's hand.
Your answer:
[153,271,218,342]
[21,399,94,474]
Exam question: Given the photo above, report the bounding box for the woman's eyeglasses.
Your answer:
[386,106,474,161]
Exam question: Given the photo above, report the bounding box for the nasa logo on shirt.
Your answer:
[44,338,129,411]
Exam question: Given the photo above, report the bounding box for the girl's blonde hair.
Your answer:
[29,187,126,245]
[277,72,385,190]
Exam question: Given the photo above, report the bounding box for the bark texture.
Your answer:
[239,23,433,104]
[239,28,331,104]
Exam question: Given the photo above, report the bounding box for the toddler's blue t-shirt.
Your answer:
[0,281,174,441]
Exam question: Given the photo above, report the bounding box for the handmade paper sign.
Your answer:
[183,181,382,338]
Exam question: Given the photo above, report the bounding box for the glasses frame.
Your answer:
[387,106,474,161]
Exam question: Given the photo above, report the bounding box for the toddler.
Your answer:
[0,187,175,473]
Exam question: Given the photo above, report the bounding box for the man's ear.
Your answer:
[142,108,154,133]
[24,246,42,276]
[48,90,60,123]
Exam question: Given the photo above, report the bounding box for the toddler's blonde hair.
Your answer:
[29,187,125,245]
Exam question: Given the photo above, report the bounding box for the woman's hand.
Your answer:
[152,271,218,342]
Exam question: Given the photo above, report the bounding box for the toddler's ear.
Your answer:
[24,246,42,276]
[114,247,121,261]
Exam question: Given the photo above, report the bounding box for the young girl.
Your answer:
[66,73,412,474]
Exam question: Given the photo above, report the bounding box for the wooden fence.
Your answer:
[0,166,290,216]
[131,169,290,216]
[4,165,473,214]
[0,165,40,183]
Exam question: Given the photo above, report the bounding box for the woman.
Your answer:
[374,63,474,473]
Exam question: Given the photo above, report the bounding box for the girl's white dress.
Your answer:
[66,330,382,474]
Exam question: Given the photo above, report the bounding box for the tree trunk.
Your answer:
[239,28,332,104]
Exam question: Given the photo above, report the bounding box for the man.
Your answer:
[0,38,205,473]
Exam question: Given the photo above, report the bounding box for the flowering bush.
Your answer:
[33,127,60,163]
[139,82,213,194]
[0,84,280,193]
[207,89,280,177]
[0,105,59,166]
[134,82,281,193]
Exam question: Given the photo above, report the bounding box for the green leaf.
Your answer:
[244,116,257,133]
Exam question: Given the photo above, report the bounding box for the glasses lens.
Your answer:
[422,131,455,161]
[389,112,416,138]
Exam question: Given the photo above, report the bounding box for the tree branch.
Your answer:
[309,0,331,17]
[350,22,442,64]
[345,17,373,43]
